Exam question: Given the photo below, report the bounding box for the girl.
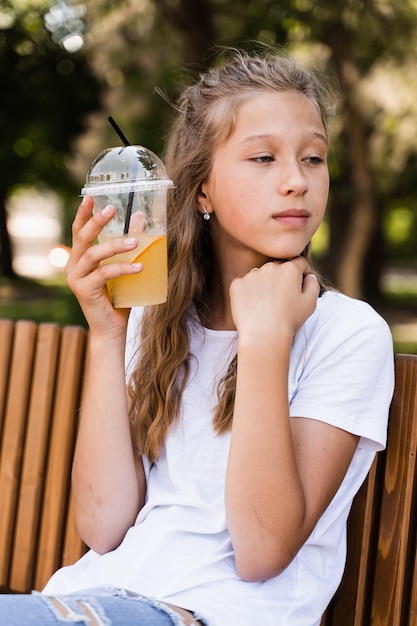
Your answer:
[1,49,393,626]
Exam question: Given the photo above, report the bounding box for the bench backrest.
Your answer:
[322,352,417,625]
[0,319,88,593]
[1,319,417,626]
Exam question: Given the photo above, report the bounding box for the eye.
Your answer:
[250,155,274,164]
[304,155,325,165]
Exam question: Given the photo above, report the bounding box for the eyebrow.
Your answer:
[238,132,328,146]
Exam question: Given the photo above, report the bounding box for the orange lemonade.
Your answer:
[102,234,167,307]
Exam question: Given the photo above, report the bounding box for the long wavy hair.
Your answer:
[128,48,336,461]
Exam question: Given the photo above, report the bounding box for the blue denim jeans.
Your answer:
[0,588,209,626]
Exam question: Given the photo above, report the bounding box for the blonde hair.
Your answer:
[128,48,336,461]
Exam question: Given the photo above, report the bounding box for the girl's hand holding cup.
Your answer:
[66,139,174,338]
[79,144,174,309]
[65,195,142,339]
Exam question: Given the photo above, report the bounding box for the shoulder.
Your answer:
[290,290,394,449]
[292,289,394,398]
[316,289,388,324]
[306,290,392,346]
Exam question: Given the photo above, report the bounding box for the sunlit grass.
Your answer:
[0,275,86,327]
[376,271,417,355]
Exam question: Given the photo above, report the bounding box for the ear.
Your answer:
[196,188,209,216]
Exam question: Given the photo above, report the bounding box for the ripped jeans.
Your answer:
[0,587,209,626]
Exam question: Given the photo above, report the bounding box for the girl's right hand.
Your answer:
[230,257,319,345]
[65,195,143,339]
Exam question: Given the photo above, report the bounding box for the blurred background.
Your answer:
[0,0,416,351]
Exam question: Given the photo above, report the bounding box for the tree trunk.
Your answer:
[336,100,377,298]
[0,195,15,278]
[324,21,378,299]
[153,0,216,68]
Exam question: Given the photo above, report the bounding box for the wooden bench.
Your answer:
[0,319,416,625]
[0,319,88,593]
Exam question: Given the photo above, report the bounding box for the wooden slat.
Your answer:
[34,326,87,590]
[0,319,14,438]
[62,339,89,567]
[320,455,383,626]
[371,354,417,625]
[349,458,383,626]
[0,320,37,590]
[330,456,383,626]
[9,324,61,593]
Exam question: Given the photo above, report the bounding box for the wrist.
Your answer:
[88,329,127,354]
[237,327,293,353]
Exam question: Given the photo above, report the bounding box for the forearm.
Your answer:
[225,334,306,581]
[72,332,145,553]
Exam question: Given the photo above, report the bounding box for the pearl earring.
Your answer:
[203,206,211,221]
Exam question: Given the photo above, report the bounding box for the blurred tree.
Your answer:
[153,0,216,67]
[309,0,417,297]
[198,0,417,297]
[5,0,416,299]
[99,0,417,299]
[67,0,217,180]
[0,0,101,277]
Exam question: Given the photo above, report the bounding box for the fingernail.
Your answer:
[81,195,90,206]
[102,205,112,215]
[309,273,318,281]
[132,263,143,270]
[124,238,136,246]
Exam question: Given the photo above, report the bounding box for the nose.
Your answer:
[278,160,308,196]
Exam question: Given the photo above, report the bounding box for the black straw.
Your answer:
[108,116,135,234]
[108,116,131,146]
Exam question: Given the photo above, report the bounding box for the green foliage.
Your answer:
[0,0,101,198]
[384,200,417,260]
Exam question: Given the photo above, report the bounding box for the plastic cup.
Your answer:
[81,145,174,308]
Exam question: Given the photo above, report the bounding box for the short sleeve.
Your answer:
[289,292,394,451]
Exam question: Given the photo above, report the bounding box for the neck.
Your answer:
[198,279,236,331]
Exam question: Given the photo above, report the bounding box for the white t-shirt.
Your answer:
[43,291,394,626]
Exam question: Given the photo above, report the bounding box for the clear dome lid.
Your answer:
[81,145,174,196]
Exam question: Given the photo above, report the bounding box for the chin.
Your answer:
[270,250,306,261]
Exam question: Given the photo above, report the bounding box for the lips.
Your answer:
[273,209,310,226]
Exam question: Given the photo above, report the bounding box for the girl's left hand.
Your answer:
[229,257,320,342]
